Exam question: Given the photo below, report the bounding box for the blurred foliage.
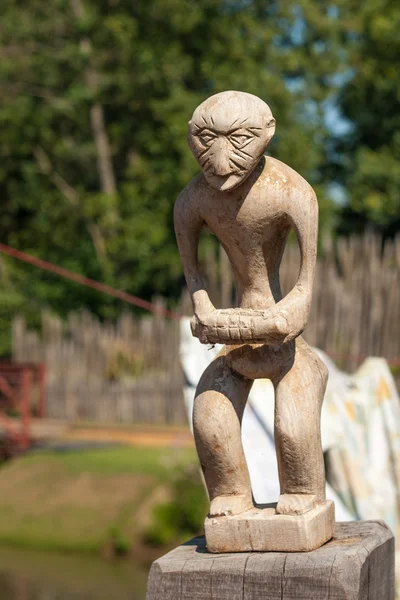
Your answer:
[106,342,145,380]
[144,464,207,547]
[330,0,400,235]
[0,445,199,553]
[0,0,398,352]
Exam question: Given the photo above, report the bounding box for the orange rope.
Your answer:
[0,243,181,320]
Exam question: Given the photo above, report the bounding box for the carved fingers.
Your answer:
[190,309,297,345]
[190,313,212,344]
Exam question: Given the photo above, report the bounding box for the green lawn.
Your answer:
[0,445,199,554]
[19,445,196,477]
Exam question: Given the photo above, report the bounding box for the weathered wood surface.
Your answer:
[147,521,395,600]
[205,501,334,553]
[176,90,332,539]
[12,308,186,425]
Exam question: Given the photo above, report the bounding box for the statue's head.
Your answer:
[188,91,275,192]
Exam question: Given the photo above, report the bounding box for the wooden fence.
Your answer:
[284,233,400,373]
[12,234,400,425]
[12,308,186,424]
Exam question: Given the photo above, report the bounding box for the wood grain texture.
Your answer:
[175,90,330,538]
[205,501,334,553]
[12,308,186,425]
[146,521,395,600]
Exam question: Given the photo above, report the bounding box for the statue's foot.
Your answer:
[276,493,317,516]
[209,494,253,517]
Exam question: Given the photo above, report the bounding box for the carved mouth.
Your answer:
[204,172,246,192]
[200,154,247,178]
[207,172,239,181]
[204,166,246,179]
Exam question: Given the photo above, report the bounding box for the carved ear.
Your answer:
[265,118,276,142]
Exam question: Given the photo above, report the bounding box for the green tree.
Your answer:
[333,0,400,235]
[0,0,343,353]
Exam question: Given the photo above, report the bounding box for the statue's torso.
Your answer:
[187,156,313,310]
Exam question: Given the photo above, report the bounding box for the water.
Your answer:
[0,546,149,599]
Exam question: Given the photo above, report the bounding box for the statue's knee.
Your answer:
[193,390,213,429]
[193,389,228,433]
[299,344,329,388]
[321,361,329,385]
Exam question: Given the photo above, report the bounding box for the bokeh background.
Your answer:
[0,0,399,598]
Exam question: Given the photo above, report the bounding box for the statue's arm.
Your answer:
[174,189,215,317]
[271,189,318,342]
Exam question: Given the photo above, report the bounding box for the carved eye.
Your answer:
[198,130,216,146]
[229,133,253,147]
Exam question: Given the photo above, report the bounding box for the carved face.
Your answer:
[188,91,275,192]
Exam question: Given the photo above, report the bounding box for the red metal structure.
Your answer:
[0,363,46,453]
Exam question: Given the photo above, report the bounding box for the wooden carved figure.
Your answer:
[174,91,334,553]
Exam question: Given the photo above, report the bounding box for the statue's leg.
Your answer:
[273,338,328,516]
[194,352,254,517]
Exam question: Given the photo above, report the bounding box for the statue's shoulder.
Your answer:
[174,173,208,224]
[175,173,208,209]
[264,156,316,199]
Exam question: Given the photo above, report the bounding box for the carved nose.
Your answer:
[211,138,231,176]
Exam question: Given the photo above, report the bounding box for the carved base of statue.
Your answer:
[205,500,335,553]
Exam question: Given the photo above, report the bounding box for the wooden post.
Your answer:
[146,521,394,600]
[19,368,32,450]
[37,363,47,418]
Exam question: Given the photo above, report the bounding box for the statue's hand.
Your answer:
[190,311,217,344]
[259,299,307,343]
[191,309,240,344]
[255,311,291,344]
[190,291,219,343]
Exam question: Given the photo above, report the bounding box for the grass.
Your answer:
[23,445,196,477]
[0,445,198,554]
